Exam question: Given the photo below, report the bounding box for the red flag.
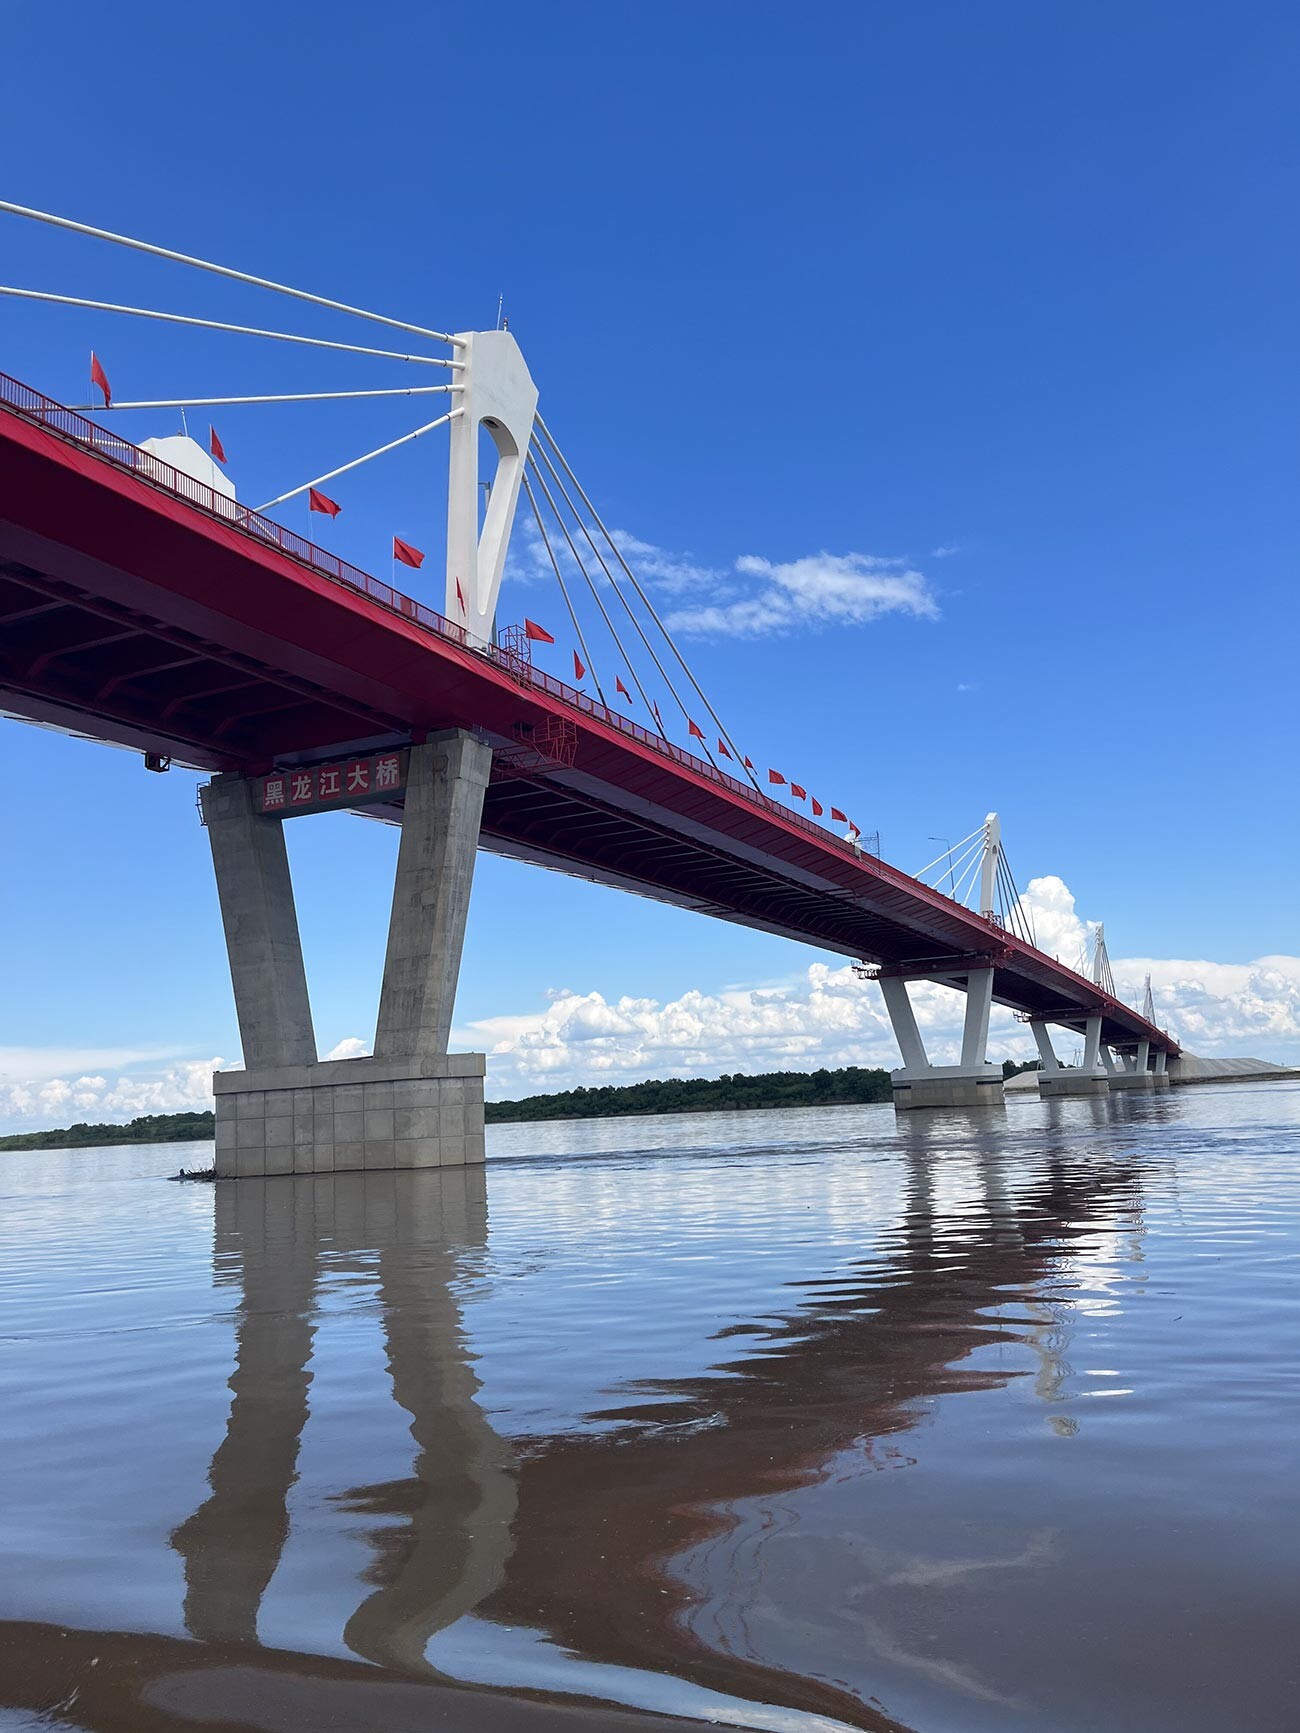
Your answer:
[688,719,705,740]
[849,822,861,839]
[393,536,425,569]
[209,424,226,465]
[791,783,807,801]
[744,756,754,770]
[455,578,466,612]
[831,807,847,824]
[309,488,341,518]
[717,739,732,759]
[811,797,824,817]
[652,701,665,729]
[524,618,555,644]
[616,676,631,699]
[90,351,111,408]
[573,650,586,681]
[768,769,786,786]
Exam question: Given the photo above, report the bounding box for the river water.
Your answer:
[1,1084,1298,1732]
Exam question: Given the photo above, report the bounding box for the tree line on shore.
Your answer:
[0,1060,1046,1150]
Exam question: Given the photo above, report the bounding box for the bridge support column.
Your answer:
[202,775,317,1071]
[1032,1014,1109,1098]
[1152,1048,1170,1088]
[881,968,1005,1110]
[205,732,492,1179]
[1107,1039,1158,1091]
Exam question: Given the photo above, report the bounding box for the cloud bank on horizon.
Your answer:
[2,878,1298,1130]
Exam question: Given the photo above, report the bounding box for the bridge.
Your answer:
[0,206,1177,1171]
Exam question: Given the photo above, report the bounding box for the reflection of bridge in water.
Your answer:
[151,1127,1143,1732]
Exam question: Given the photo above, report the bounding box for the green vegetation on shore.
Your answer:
[486,1066,895,1121]
[2,1060,1051,1151]
[0,1111,217,1152]
[0,1067,907,1149]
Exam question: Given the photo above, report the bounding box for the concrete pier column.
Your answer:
[1030,1019,1061,1072]
[960,969,995,1069]
[1082,1015,1103,1075]
[201,775,316,1070]
[375,732,494,1063]
[1109,1040,1158,1091]
[1034,1011,1109,1098]
[878,976,930,1073]
[205,732,492,1179]
[880,969,1004,1111]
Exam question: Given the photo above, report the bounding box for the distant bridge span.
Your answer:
[0,371,1176,1158]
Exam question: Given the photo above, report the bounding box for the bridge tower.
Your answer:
[872,814,1007,1110]
[202,330,536,1177]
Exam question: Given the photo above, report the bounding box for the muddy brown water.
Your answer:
[2,1085,1298,1731]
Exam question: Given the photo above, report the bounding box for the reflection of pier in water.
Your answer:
[171,1169,515,1675]
[169,1129,1143,1731]
[484,1132,1144,1728]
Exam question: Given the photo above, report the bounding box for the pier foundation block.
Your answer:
[891,1069,1006,1111]
[1107,1071,1160,1092]
[1036,1071,1110,1099]
[213,1054,486,1179]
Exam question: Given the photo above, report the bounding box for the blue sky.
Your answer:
[3,2,1299,1122]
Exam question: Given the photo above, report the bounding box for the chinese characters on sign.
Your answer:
[260,751,407,815]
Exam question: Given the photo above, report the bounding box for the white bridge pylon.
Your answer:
[445,329,538,646]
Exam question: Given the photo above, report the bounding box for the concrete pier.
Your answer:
[204,730,491,1177]
[880,968,1005,1110]
[201,776,316,1071]
[1030,1015,1109,1098]
[891,1069,1006,1110]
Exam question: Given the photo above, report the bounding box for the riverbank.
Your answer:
[0,1067,896,1150]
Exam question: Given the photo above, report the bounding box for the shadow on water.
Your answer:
[4,1085,1296,1730]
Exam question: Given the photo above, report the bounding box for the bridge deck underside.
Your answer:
[0,393,1176,1057]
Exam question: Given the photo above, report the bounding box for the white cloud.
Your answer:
[324,1035,370,1062]
[6,883,1294,1130]
[504,512,939,641]
[446,875,1300,1097]
[0,1057,223,1130]
[664,552,938,639]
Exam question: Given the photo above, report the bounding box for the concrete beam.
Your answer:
[374,731,493,1064]
[201,775,316,1071]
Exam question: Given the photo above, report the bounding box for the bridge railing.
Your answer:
[0,371,1175,1049]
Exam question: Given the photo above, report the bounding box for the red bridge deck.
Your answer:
[0,372,1176,1055]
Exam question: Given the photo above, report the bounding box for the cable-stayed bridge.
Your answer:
[0,202,1177,1171]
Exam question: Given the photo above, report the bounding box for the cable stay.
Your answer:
[0,287,455,365]
[527,442,721,771]
[68,385,458,412]
[1076,922,1117,996]
[914,814,1037,947]
[520,469,607,708]
[0,201,459,345]
[256,410,461,511]
[534,415,762,796]
[0,215,869,841]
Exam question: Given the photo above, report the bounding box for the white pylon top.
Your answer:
[445,330,539,645]
[979,812,1001,921]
